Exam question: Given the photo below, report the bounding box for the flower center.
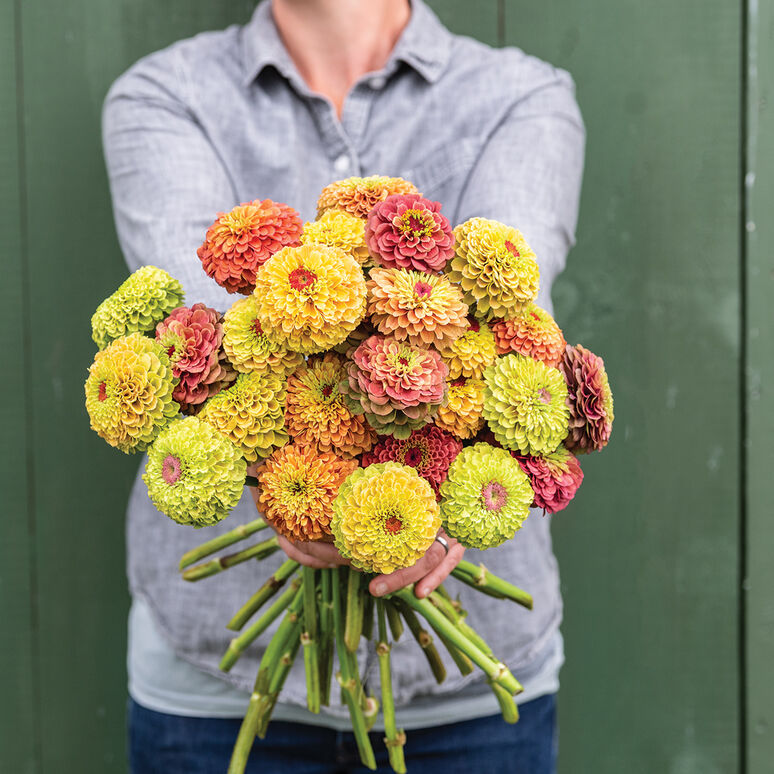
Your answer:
[413,280,433,300]
[530,310,541,321]
[98,381,107,402]
[397,355,409,366]
[321,383,334,399]
[398,209,433,240]
[288,266,317,291]
[538,388,552,404]
[252,318,263,337]
[467,316,480,333]
[451,378,467,388]
[504,240,520,257]
[287,478,309,495]
[403,444,426,469]
[481,480,508,511]
[166,345,176,359]
[162,455,182,485]
[384,513,404,535]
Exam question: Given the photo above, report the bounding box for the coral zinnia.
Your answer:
[440,443,534,550]
[155,303,236,413]
[284,353,375,458]
[448,218,539,319]
[256,444,357,542]
[367,267,469,348]
[514,445,583,514]
[560,344,615,453]
[144,416,246,527]
[331,462,440,574]
[91,265,184,349]
[438,316,497,379]
[301,209,370,266]
[198,371,287,462]
[197,200,303,294]
[365,194,455,273]
[317,176,419,219]
[222,295,303,375]
[483,354,569,456]
[342,335,448,438]
[491,304,566,368]
[85,332,179,453]
[253,244,367,354]
[435,377,485,440]
[362,425,462,496]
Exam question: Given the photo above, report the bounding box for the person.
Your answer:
[102,0,584,771]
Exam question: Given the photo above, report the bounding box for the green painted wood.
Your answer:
[0,1,38,772]
[503,1,741,771]
[745,0,774,770]
[427,0,501,45]
[14,2,254,771]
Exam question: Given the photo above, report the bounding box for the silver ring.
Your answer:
[434,535,450,555]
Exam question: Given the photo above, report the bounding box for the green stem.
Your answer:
[302,567,321,714]
[394,587,522,696]
[362,591,375,641]
[333,568,376,770]
[181,537,280,582]
[255,587,304,695]
[227,691,264,774]
[345,567,365,653]
[227,559,300,631]
[451,561,533,609]
[428,591,490,657]
[220,578,302,672]
[488,678,520,724]
[319,569,334,707]
[384,600,404,641]
[393,599,446,685]
[179,518,268,570]
[377,601,406,774]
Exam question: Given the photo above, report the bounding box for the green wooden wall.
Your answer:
[1,0,769,771]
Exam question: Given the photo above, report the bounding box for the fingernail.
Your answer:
[416,586,427,598]
[373,582,388,596]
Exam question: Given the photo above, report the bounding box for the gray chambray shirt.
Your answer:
[103,0,584,722]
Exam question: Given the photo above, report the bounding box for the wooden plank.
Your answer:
[745,0,774,770]
[0,1,38,772]
[503,1,741,771]
[16,2,254,771]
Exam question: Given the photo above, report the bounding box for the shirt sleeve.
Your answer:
[454,70,586,310]
[102,55,237,308]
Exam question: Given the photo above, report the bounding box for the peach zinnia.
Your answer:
[317,175,419,219]
[491,304,566,367]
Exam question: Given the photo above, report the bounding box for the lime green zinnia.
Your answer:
[483,354,569,455]
[440,443,533,549]
[91,265,184,349]
[144,416,246,527]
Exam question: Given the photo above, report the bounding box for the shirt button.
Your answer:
[370,76,386,90]
[334,154,350,173]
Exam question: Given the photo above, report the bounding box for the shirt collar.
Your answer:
[241,0,453,88]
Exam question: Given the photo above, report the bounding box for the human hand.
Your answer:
[368,529,464,600]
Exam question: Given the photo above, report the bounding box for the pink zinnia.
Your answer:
[362,425,462,496]
[155,303,236,413]
[365,194,455,273]
[514,446,584,514]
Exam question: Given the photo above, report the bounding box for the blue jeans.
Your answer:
[128,694,557,774]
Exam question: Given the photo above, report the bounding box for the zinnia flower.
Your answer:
[514,445,583,514]
[85,332,179,453]
[285,353,375,458]
[256,444,357,542]
[560,344,614,453]
[155,303,236,413]
[301,209,370,266]
[198,371,287,462]
[447,218,539,319]
[197,200,303,294]
[365,194,455,273]
[222,296,303,375]
[437,316,497,379]
[491,304,566,367]
[317,176,419,219]
[144,416,246,527]
[253,244,367,354]
[483,354,569,455]
[91,265,184,349]
[362,425,462,496]
[367,267,468,348]
[435,377,485,439]
[440,443,533,549]
[342,335,448,438]
[331,462,440,574]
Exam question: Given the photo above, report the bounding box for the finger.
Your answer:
[276,535,331,569]
[294,540,351,566]
[415,542,466,598]
[369,540,447,597]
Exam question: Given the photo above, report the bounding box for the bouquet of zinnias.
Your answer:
[85,176,613,773]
